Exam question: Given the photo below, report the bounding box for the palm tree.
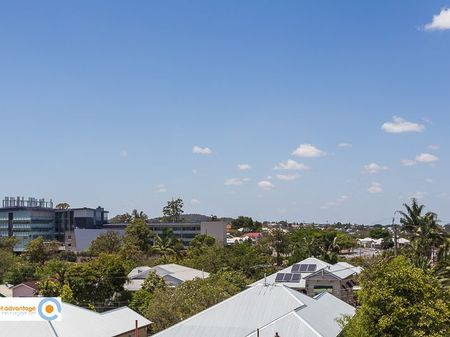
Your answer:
[399,198,446,267]
[151,229,182,263]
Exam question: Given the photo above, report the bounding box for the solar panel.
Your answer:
[275,273,285,282]
[299,264,308,272]
[291,273,301,282]
[307,264,317,272]
[291,264,301,273]
[283,273,293,282]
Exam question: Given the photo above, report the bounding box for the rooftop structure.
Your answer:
[1,303,151,337]
[125,264,209,291]
[152,283,355,337]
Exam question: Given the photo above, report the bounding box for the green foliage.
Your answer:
[22,237,60,264]
[89,231,123,255]
[231,216,260,231]
[342,256,450,337]
[61,284,75,304]
[369,227,391,240]
[0,237,18,251]
[3,260,37,284]
[129,271,167,314]
[265,228,290,266]
[55,202,70,209]
[65,254,127,306]
[124,218,153,253]
[151,229,183,263]
[145,271,246,333]
[38,279,62,297]
[0,249,19,282]
[35,259,69,284]
[162,198,184,222]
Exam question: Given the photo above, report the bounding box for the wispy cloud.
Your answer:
[224,177,250,186]
[257,180,275,190]
[237,164,251,170]
[364,163,388,174]
[120,150,128,158]
[368,182,383,194]
[381,116,425,133]
[192,145,212,155]
[424,8,450,31]
[415,153,438,163]
[274,159,309,170]
[321,195,349,209]
[156,184,167,193]
[276,173,300,181]
[191,198,200,204]
[292,144,326,157]
[428,144,440,151]
[338,143,352,148]
[401,159,417,166]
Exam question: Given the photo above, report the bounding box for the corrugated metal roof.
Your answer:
[0,303,151,337]
[152,284,354,337]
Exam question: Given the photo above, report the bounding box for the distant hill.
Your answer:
[149,214,233,223]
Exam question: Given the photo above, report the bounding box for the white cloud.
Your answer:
[321,195,349,209]
[381,116,425,133]
[190,198,200,205]
[424,8,450,31]
[338,143,352,148]
[274,159,309,170]
[428,144,440,151]
[238,164,251,170]
[401,159,417,166]
[257,180,275,190]
[368,182,383,194]
[415,153,439,163]
[292,144,326,157]
[364,163,388,174]
[276,173,300,181]
[120,150,128,158]
[410,192,427,200]
[156,184,167,193]
[224,177,250,186]
[192,145,212,155]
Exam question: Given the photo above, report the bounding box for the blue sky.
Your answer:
[1,1,449,224]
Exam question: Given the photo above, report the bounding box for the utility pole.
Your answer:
[392,215,398,257]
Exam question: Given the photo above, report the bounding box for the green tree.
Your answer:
[55,202,70,209]
[129,271,167,314]
[342,256,450,337]
[162,198,184,222]
[231,216,254,230]
[23,237,60,264]
[89,231,123,255]
[399,198,447,267]
[265,228,289,266]
[3,260,36,284]
[124,218,153,253]
[151,229,183,263]
[61,283,76,304]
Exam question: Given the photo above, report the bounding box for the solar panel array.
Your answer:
[291,264,317,273]
[274,272,301,283]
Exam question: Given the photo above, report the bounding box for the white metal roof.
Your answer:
[152,283,354,337]
[0,303,151,337]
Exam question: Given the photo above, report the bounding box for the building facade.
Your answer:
[0,196,108,252]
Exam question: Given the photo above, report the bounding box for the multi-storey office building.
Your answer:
[0,197,55,251]
[0,196,109,252]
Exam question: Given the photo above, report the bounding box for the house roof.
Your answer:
[152,284,355,337]
[125,264,209,291]
[250,257,332,289]
[0,303,151,337]
[0,283,13,297]
[12,280,39,291]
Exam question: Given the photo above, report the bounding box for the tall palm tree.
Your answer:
[399,198,446,267]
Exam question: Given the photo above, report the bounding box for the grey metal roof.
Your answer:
[0,303,151,337]
[250,257,332,289]
[152,284,354,337]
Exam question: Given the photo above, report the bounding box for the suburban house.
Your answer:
[125,264,209,291]
[1,302,151,337]
[11,280,40,297]
[250,257,362,304]
[152,283,355,337]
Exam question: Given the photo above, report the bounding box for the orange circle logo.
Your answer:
[45,305,54,314]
